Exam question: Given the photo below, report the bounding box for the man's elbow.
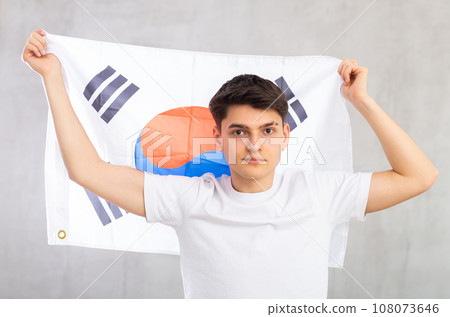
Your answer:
[422,168,439,190]
[68,170,81,184]
[68,160,104,186]
[68,166,93,186]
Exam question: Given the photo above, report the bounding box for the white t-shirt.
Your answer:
[144,167,372,298]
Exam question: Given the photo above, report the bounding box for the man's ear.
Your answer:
[212,125,223,150]
[282,122,290,151]
[212,125,221,137]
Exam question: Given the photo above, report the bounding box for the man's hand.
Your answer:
[22,29,61,78]
[337,59,370,108]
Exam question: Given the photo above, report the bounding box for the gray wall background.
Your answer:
[1,0,448,298]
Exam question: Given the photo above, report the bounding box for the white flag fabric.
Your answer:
[41,31,355,268]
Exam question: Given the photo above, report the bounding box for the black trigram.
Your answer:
[83,162,129,226]
[83,65,139,123]
[275,76,307,131]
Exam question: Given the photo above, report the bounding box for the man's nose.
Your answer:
[244,136,265,152]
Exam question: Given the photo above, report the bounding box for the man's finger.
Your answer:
[29,36,44,50]
[25,42,41,57]
[341,64,350,82]
[31,31,47,48]
[338,62,344,75]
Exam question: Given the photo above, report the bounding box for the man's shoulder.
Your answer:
[276,168,353,186]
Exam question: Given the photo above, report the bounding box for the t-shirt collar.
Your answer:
[224,171,281,204]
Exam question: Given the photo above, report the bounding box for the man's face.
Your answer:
[212,104,290,180]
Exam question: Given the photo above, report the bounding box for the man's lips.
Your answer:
[243,156,266,164]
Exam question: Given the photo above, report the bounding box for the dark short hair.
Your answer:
[209,74,288,132]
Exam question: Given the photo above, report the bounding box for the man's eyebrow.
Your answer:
[227,121,279,129]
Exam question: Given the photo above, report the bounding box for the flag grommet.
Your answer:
[58,230,66,240]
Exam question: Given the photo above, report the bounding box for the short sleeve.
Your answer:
[144,172,211,228]
[303,170,373,226]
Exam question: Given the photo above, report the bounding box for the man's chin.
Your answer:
[232,165,271,180]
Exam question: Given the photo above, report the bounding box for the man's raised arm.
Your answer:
[22,29,146,218]
[338,59,439,215]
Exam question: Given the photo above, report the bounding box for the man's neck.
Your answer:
[229,169,276,193]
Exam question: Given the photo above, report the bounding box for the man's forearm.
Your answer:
[43,71,102,181]
[355,95,438,184]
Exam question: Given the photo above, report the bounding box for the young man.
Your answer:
[23,29,438,298]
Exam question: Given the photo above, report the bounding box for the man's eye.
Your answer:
[232,129,274,136]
